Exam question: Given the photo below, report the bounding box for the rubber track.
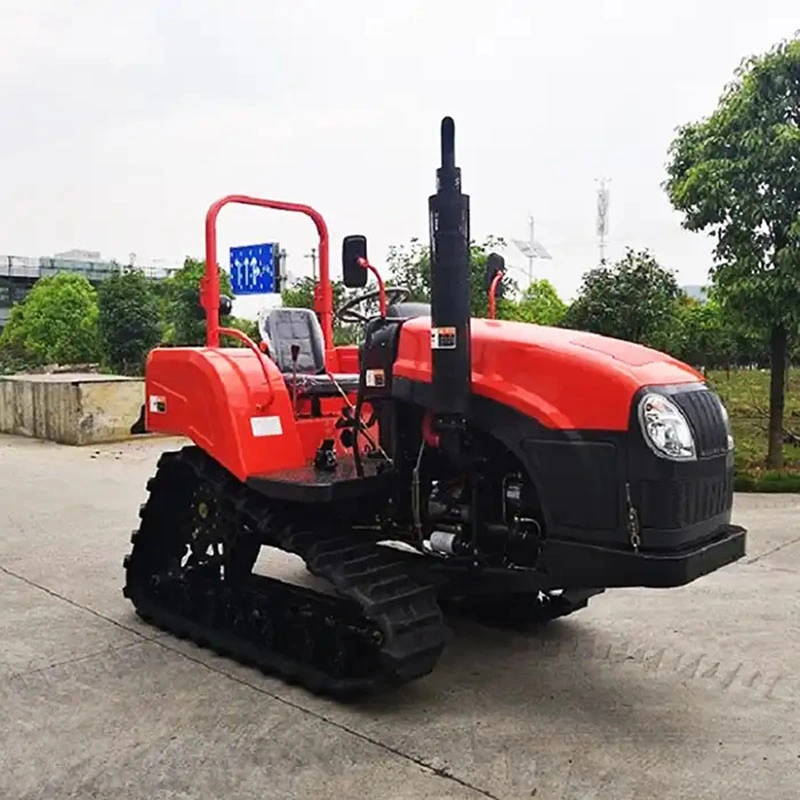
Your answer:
[123,447,446,698]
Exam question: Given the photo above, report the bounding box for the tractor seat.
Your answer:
[259,307,361,397]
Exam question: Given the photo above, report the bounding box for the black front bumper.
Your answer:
[537,523,746,589]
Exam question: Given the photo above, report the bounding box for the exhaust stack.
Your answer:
[428,116,472,419]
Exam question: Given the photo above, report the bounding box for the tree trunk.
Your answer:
[766,323,787,469]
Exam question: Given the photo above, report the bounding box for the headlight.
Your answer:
[637,393,696,461]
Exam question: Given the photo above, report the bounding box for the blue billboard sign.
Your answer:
[229,242,278,295]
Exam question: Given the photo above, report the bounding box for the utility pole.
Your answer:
[511,213,551,286]
[277,247,288,288]
[527,214,535,284]
[304,247,317,280]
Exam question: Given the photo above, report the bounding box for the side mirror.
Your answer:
[342,235,368,288]
[485,252,505,298]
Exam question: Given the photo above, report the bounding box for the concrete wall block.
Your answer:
[0,374,145,445]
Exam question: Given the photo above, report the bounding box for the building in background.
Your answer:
[0,251,180,330]
[53,249,102,261]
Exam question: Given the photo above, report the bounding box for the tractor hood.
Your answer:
[393,317,703,431]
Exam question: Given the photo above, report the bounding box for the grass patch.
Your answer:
[706,367,800,492]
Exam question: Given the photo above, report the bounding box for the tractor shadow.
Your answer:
[255,548,700,745]
[345,604,696,744]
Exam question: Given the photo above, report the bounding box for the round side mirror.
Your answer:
[219,295,233,316]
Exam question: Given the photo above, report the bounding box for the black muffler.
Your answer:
[428,116,472,424]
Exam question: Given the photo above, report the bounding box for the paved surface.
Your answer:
[1,433,799,800]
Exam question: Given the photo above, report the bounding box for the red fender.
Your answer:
[144,347,304,481]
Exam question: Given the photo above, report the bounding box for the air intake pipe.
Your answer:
[428,116,472,421]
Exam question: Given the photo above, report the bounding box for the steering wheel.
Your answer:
[334,286,410,325]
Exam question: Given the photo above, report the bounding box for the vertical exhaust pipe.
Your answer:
[428,116,472,421]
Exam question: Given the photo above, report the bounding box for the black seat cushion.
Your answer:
[282,372,361,397]
[261,308,326,373]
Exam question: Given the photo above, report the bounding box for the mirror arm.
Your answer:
[488,270,504,320]
[356,257,387,317]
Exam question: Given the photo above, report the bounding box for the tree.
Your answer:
[97,268,160,375]
[512,279,567,326]
[385,235,517,318]
[384,238,431,303]
[159,257,256,347]
[562,248,682,350]
[664,34,800,467]
[0,272,101,366]
[159,257,221,346]
[673,296,730,372]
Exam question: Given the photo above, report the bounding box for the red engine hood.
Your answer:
[393,317,703,431]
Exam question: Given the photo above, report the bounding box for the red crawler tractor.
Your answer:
[123,117,746,697]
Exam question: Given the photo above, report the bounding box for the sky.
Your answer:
[2,0,798,318]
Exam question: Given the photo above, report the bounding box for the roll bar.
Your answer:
[202,195,334,357]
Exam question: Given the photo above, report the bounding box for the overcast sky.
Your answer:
[2,1,798,316]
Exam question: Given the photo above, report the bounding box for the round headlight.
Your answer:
[637,393,696,461]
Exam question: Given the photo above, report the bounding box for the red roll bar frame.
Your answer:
[202,195,334,360]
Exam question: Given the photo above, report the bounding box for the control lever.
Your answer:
[290,344,300,413]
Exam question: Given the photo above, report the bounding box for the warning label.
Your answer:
[365,369,386,388]
[431,327,457,350]
[148,395,167,413]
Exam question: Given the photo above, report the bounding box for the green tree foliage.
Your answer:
[673,297,737,372]
[281,275,350,312]
[513,279,568,326]
[159,257,223,346]
[385,235,517,317]
[664,34,800,467]
[0,272,101,366]
[562,248,682,350]
[383,238,431,303]
[230,316,260,342]
[97,269,160,375]
[672,292,769,372]
[160,257,256,347]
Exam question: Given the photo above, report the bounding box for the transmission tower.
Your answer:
[596,178,610,264]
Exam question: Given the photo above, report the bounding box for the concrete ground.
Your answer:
[1,434,798,800]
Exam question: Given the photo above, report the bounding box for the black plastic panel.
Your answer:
[672,388,730,458]
[521,439,620,531]
[639,471,734,530]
